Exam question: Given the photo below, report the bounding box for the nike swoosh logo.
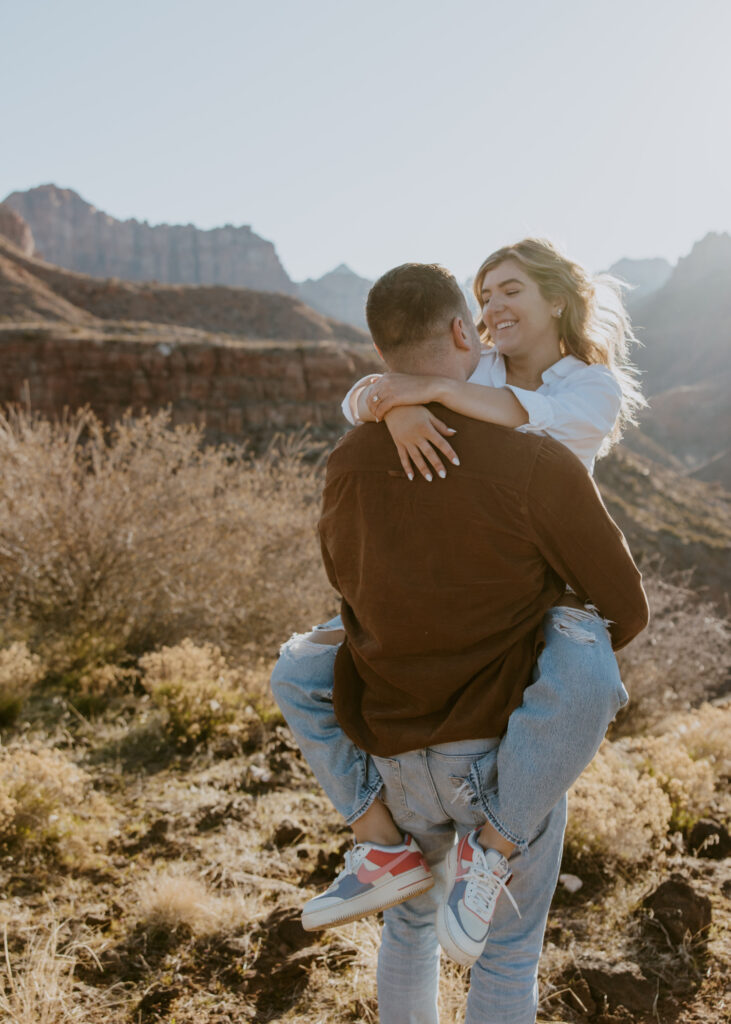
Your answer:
[356,848,414,884]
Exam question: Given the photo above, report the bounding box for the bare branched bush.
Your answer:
[565,741,672,864]
[139,638,256,747]
[0,642,44,726]
[0,744,113,861]
[0,407,334,678]
[137,865,244,936]
[615,575,729,735]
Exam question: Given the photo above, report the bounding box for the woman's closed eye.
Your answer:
[482,290,520,304]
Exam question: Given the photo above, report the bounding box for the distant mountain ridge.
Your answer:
[629,231,731,395]
[608,256,672,298]
[2,185,379,329]
[3,185,295,296]
[298,263,371,331]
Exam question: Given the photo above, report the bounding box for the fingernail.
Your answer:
[438,470,446,479]
[447,428,457,434]
[425,473,433,482]
[407,473,414,481]
[452,457,460,466]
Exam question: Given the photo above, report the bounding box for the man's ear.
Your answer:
[373,341,385,361]
[450,316,472,351]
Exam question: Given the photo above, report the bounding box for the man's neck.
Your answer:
[388,353,469,382]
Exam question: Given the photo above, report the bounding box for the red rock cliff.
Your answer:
[2,185,295,295]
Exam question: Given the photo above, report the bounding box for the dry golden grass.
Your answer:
[0,921,122,1023]
[136,865,246,936]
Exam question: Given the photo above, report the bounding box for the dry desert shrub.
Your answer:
[0,407,333,678]
[615,574,729,734]
[139,637,256,747]
[565,740,672,864]
[0,743,113,861]
[621,734,717,830]
[137,865,244,936]
[655,700,731,779]
[0,642,44,726]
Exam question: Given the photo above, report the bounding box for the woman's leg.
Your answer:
[471,605,628,851]
[271,618,431,930]
[270,616,384,826]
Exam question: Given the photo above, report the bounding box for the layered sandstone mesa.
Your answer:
[0,206,35,256]
[0,235,369,344]
[2,185,295,295]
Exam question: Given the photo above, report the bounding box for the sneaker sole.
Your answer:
[435,846,485,967]
[301,869,434,931]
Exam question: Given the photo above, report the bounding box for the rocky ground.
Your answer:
[0,675,728,1024]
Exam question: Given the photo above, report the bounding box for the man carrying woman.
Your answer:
[271,250,649,1023]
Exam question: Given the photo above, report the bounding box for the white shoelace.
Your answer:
[464,860,521,920]
[341,844,367,876]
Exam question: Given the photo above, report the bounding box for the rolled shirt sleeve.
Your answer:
[342,374,381,425]
[509,365,623,471]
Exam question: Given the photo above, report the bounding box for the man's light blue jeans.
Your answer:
[270,606,628,849]
[374,738,568,1024]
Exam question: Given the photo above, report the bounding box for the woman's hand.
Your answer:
[367,373,445,419]
[383,406,459,481]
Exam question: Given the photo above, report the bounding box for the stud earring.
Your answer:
[554,308,563,318]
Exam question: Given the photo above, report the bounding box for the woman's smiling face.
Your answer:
[479,259,561,358]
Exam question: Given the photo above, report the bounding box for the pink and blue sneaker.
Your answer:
[301,834,433,931]
[436,829,520,966]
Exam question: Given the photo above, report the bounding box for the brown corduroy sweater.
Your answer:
[318,408,649,758]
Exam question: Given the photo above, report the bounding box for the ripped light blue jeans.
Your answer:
[270,605,627,849]
[374,739,568,1024]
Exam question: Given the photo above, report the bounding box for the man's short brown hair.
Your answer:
[365,263,470,354]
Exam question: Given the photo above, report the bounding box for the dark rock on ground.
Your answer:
[642,874,713,945]
[304,839,351,886]
[688,819,731,859]
[259,905,312,954]
[273,819,306,847]
[135,983,181,1016]
[564,976,597,1016]
[579,961,658,1014]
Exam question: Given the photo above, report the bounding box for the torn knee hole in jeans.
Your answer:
[552,606,610,645]
[279,631,340,658]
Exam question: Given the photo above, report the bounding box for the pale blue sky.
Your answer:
[3,0,731,281]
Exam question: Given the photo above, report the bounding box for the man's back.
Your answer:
[319,409,647,757]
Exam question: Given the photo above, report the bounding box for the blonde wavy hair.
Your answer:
[472,238,646,452]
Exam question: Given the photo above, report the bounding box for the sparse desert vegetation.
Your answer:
[0,409,728,1023]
